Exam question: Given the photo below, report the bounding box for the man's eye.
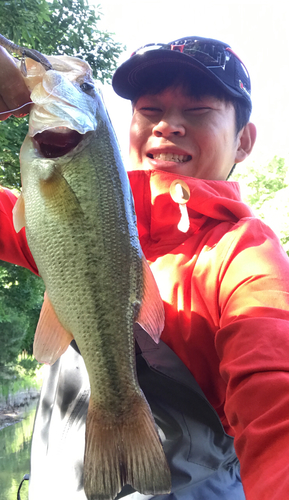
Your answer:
[139,107,162,113]
[186,107,211,114]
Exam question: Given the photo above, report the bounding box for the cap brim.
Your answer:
[112,49,243,102]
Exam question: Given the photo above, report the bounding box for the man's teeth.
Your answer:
[152,153,190,162]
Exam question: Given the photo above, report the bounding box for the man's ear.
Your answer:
[235,122,257,163]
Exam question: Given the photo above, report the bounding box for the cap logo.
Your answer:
[171,44,185,53]
[239,80,250,97]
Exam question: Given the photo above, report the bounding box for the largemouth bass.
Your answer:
[12,53,171,499]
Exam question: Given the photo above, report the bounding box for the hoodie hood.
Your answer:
[128,169,253,259]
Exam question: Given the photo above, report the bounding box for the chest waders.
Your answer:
[18,327,245,500]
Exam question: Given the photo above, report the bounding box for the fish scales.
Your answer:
[12,52,171,499]
[24,127,142,404]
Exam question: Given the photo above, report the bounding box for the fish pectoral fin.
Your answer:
[33,292,74,365]
[84,395,171,500]
[135,255,165,343]
[12,192,26,233]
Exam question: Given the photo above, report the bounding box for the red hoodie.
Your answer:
[2,170,289,500]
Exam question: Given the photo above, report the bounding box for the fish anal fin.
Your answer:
[33,292,73,365]
[12,192,26,233]
[135,255,165,343]
[84,394,171,500]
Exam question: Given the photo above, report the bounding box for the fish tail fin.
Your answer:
[84,395,171,500]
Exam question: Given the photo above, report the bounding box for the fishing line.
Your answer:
[0,102,31,115]
[0,79,68,116]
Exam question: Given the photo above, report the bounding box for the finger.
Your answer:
[0,94,12,120]
[12,102,32,118]
[0,47,31,115]
[0,96,32,121]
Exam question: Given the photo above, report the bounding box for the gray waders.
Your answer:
[19,326,245,500]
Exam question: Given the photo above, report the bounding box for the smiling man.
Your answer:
[1,36,289,500]
[129,87,255,179]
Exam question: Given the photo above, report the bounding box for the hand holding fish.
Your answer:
[0,33,52,120]
[0,46,32,120]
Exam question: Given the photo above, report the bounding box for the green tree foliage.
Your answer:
[0,0,123,379]
[0,262,44,381]
[232,156,288,210]
[231,156,289,253]
[0,116,28,189]
[1,0,123,83]
[1,0,51,46]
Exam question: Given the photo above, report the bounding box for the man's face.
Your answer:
[129,85,250,180]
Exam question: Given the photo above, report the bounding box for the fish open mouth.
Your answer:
[34,129,82,158]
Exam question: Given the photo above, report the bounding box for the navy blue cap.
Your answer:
[112,36,252,111]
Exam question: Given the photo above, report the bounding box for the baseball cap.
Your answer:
[112,36,252,111]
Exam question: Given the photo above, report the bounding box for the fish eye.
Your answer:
[80,82,95,93]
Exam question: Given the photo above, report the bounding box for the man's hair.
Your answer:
[132,67,251,135]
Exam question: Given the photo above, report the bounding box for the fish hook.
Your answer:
[0,33,52,76]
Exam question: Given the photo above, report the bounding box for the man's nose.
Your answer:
[152,111,186,138]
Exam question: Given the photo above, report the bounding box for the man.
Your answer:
[1,37,289,500]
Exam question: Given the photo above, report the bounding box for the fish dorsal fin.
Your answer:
[12,192,26,233]
[135,255,165,343]
[34,292,74,365]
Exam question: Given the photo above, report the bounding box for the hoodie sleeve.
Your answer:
[0,186,38,274]
[216,217,289,500]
